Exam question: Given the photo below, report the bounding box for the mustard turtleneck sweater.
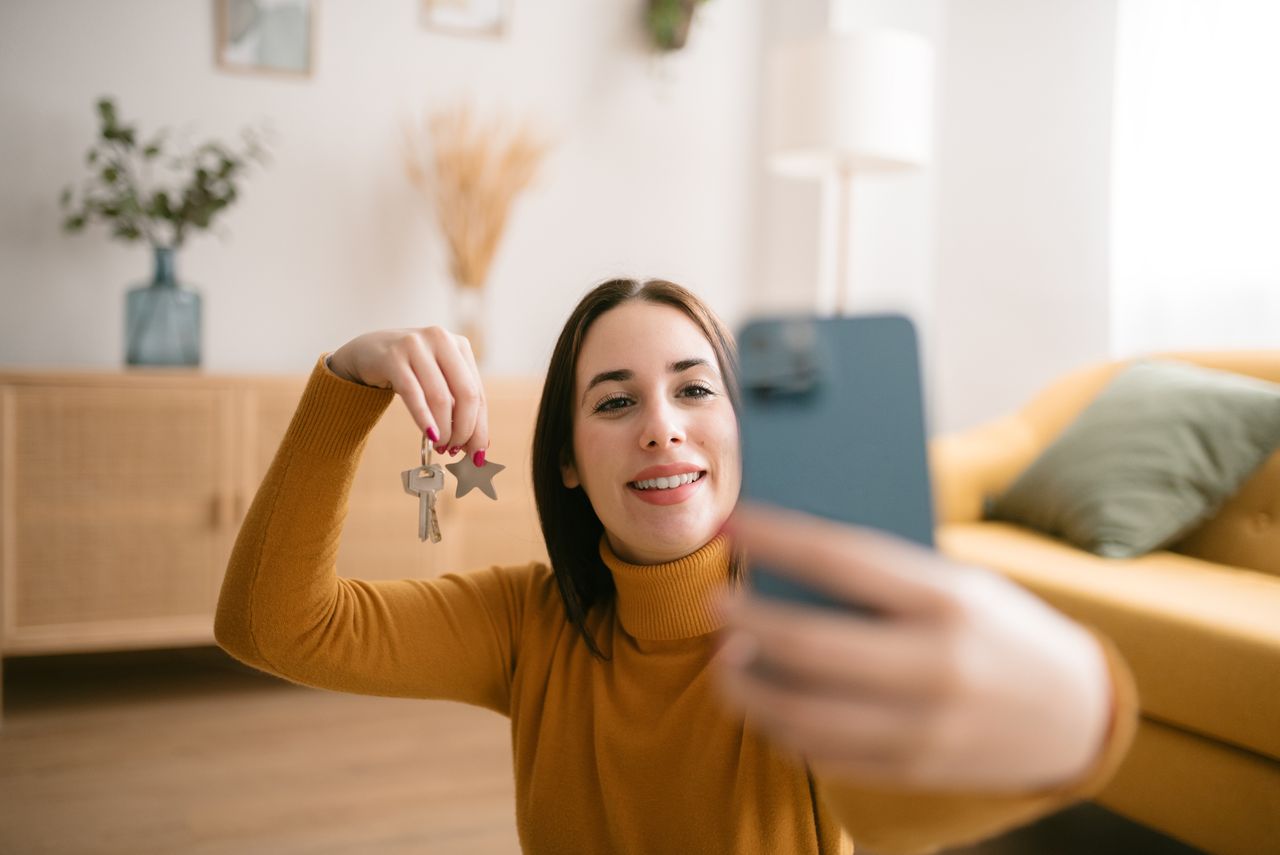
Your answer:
[215,356,1138,855]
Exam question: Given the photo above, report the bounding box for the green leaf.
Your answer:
[63,215,86,232]
[144,144,161,158]
[148,191,172,219]
[112,223,142,241]
[60,187,72,207]
[86,148,99,165]
[119,127,136,148]
[96,98,117,128]
[102,165,119,183]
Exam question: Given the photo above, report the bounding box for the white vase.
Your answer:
[453,285,486,367]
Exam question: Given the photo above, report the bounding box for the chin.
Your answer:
[643,517,719,557]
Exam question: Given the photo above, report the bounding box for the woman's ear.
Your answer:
[561,459,580,489]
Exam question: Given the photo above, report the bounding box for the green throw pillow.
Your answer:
[987,359,1280,558]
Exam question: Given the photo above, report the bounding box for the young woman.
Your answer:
[216,279,1136,854]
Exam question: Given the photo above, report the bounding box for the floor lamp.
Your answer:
[766,27,934,315]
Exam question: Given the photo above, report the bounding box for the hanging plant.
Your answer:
[645,0,710,52]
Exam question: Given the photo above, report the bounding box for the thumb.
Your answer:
[727,503,958,621]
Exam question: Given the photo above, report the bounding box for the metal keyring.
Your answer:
[421,432,433,468]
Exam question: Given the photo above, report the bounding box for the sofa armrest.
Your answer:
[929,415,1042,525]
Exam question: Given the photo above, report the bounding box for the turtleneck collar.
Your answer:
[599,534,733,641]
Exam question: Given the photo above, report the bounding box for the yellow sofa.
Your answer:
[929,352,1280,855]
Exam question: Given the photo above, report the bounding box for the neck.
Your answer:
[599,533,735,640]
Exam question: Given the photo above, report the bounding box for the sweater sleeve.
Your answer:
[214,354,539,716]
[816,631,1140,855]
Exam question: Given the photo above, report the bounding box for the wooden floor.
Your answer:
[0,647,1204,855]
[0,647,520,854]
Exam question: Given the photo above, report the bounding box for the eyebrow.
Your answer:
[581,358,712,405]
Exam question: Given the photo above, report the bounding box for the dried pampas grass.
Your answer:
[403,104,550,290]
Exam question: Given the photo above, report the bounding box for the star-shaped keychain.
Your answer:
[445,454,506,500]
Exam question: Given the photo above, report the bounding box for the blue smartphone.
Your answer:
[736,313,935,615]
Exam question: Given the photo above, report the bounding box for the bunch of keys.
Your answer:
[402,436,445,543]
[402,432,505,543]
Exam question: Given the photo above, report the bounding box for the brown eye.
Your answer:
[680,383,714,399]
[593,394,633,413]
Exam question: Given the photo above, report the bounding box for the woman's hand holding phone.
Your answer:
[714,503,1114,795]
[328,327,489,463]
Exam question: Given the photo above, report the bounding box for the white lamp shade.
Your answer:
[767,28,934,177]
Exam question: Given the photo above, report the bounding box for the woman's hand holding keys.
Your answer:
[715,503,1114,794]
[328,327,489,465]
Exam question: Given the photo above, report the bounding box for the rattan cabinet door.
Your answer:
[2,382,236,653]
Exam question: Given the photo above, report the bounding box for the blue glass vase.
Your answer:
[125,246,202,366]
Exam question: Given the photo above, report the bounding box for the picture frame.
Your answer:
[214,0,316,78]
[421,0,511,39]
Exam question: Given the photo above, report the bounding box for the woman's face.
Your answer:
[562,301,741,565]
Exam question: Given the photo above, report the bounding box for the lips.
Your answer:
[627,462,705,487]
[626,462,708,506]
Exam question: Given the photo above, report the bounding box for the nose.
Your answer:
[639,400,686,450]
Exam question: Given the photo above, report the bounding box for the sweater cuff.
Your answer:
[281,354,396,460]
[1049,628,1140,799]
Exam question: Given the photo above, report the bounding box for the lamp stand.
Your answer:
[833,164,854,315]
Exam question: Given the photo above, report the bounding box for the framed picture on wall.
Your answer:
[421,0,510,38]
[215,0,316,77]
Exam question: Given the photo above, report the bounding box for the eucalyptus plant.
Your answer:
[59,97,270,249]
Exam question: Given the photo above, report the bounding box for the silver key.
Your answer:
[402,464,445,542]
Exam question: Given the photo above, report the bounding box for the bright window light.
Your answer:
[1112,0,1280,355]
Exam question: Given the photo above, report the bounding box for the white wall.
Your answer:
[932,0,1119,432]
[1,0,1126,437]
[0,0,761,375]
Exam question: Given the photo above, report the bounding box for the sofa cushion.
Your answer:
[939,521,1280,763]
[1171,450,1280,578]
[986,359,1280,559]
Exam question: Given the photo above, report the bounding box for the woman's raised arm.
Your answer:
[214,329,530,715]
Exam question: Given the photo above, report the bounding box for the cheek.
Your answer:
[571,423,613,492]
[702,409,742,483]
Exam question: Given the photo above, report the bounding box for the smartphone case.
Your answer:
[737,313,935,611]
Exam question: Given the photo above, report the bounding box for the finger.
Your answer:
[406,338,454,449]
[470,395,490,465]
[716,654,924,763]
[424,332,476,453]
[729,503,958,620]
[454,334,490,460]
[805,751,931,792]
[722,595,952,703]
[387,361,438,441]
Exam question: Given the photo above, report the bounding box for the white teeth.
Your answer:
[632,471,703,490]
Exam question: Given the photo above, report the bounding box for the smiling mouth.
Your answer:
[628,471,707,491]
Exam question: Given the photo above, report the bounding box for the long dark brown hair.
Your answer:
[531,278,742,659]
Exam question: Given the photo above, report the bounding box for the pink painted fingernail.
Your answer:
[473,449,486,467]
[426,426,439,443]
[435,444,446,454]
[449,446,461,455]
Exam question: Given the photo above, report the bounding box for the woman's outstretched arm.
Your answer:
[714,504,1139,854]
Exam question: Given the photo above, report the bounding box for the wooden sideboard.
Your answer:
[0,365,548,723]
